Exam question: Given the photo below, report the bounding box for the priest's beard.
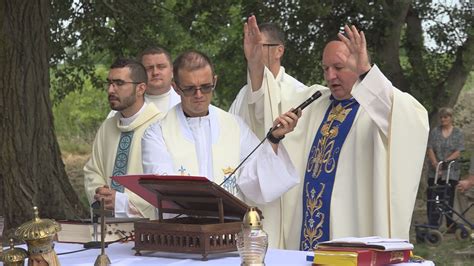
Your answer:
[109,88,137,112]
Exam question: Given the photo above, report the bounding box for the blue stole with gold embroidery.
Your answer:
[300,97,359,251]
[110,131,134,193]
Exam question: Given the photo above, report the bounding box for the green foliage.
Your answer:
[464,71,474,91]
[52,65,109,153]
[49,0,473,135]
[49,0,251,110]
[453,72,474,129]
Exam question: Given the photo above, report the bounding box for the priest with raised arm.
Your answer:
[235,15,430,250]
[229,22,312,140]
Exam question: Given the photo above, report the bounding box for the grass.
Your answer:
[61,148,91,212]
[58,135,93,155]
[410,204,474,265]
[412,235,473,265]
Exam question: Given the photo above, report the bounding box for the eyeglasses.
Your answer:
[262,43,281,47]
[176,83,215,97]
[105,78,144,88]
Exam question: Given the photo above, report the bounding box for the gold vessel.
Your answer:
[15,206,62,266]
[1,239,28,266]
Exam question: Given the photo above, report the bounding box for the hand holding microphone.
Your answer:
[267,110,301,142]
[267,91,322,141]
[220,90,322,186]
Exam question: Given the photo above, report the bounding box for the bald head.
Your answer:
[323,41,349,61]
[322,41,358,100]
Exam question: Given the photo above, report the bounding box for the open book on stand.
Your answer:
[55,217,147,244]
[111,174,251,260]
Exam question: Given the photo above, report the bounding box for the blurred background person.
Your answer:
[426,107,465,229]
[453,153,474,229]
[107,46,180,118]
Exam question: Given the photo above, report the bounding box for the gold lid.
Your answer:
[14,206,61,254]
[242,207,263,229]
[1,239,27,263]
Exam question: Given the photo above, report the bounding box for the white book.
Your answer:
[55,218,145,244]
[317,236,414,251]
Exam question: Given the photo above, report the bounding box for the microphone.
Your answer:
[270,90,322,133]
[219,90,323,187]
[293,91,322,113]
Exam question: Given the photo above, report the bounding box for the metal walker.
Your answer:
[415,160,473,246]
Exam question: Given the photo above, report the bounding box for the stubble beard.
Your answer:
[110,87,137,112]
[111,95,136,112]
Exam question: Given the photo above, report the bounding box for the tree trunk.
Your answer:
[376,0,411,92]
[430,34,474,124]
[405,5,431,101]
[0,0,87,234]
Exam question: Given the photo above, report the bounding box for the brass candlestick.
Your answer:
[94,198,111,266]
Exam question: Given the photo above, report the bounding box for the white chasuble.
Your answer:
[84,103,163,219]
[142,104,300,248]
[229,66,312,139]
[233,64,429,250]
[160,105,241,195]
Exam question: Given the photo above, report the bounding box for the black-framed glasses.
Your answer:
[105,78,144,88]
[176,83,215,96]
[262,43,281,47]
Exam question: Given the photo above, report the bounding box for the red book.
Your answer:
[311,246,411,265]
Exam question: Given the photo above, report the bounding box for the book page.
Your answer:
[318,236,414,251]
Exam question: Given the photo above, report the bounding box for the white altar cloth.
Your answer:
[20,242,433,265]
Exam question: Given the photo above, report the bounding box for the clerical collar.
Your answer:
[145,90,169,100]
[119,103,147,126]
[275,66,284,81]
[176,104,219,145]
[329,95,357,106]
[183,110,210,118]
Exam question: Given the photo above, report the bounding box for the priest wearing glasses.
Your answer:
[142,51,301,248]
[229,21,308,140]
[84,58,163,219]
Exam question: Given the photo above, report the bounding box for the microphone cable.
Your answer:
[219,90,322,187]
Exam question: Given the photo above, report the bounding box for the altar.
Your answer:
[30,242,434,265]
[47,241,301,265]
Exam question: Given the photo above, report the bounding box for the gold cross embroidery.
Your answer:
[222,166,235,176]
